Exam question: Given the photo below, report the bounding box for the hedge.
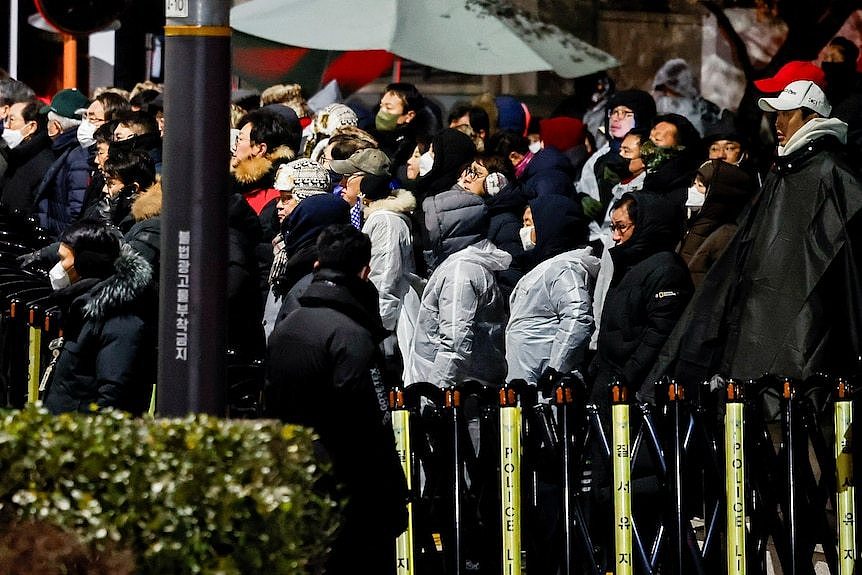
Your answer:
[0,405,341,574]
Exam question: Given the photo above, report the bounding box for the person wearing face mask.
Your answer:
[0,79,37,184]
[506,194,598,387]
[371,82,440,177]
[0,99,54,214]
[488,129,576,201]
[42,219,157,416]
[677,159,756,287]
[576,89,656,231]
[31,88,93,238]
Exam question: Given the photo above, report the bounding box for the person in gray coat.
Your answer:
[506,194,599,386]
[409,187,511,387]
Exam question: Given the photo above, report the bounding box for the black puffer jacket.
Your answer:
[44,247,156,415]
[593,192,693,393]
[0,131,55,213]
[266,268,407,574]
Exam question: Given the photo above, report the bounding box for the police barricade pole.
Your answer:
[443,384,465,575]
[724,378,747,575]
[553,374,578,575]
[402,382,448,573]
[6,289,45,407]
[611,379,634,575]
[780,376,806,575]
[499,380,526,575]
[25,302,44,404]
[666,378,686,575]
[390,385,415,575]
[834,377,856,575]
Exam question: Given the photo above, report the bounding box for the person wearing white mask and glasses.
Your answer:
[1,99,54,214]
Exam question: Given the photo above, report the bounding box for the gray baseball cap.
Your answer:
[330,148,391,177]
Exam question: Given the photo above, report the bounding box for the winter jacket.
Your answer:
[231,145,295,295]
[486,182,529,299]
[33,131,93,238]
[423,187,488,270]
[678,160,755,286]
[123,181,162,276]
[650,121,862,386]
[506,247,599,384]
[227,193,266,362]
[266,268,408,573]
[0,131,54,213]
[410,239,512,387]
[592,192,693,393]
[362,188,416,330]
[43,247,156,415]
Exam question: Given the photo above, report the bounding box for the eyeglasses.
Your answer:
[463,165,488,180]
[609,221,633,233]
[608,108,635,120]
[708,142,741,155]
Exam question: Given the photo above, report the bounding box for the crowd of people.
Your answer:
[2,41,862,572]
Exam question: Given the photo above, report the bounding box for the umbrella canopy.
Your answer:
[231,0,619,78]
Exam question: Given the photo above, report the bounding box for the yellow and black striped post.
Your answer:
[499,383,523,575]
[390,387,415,575]
[611,380,633,575]
[725,379,746,575]
[834,377,856,575]
[26,305,42,404]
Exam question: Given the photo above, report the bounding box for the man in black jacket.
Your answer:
[266,224,407,575]
[587,192,693,571]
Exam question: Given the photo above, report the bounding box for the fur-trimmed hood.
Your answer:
[130,180,162,221]
[363,188,416,217]
[82,245,153,321]
[231,145,295,187]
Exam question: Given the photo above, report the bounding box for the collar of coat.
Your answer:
[130,180,162,221]
[231,145,295,186]
[81,245,153,321]
[363,188,416,217]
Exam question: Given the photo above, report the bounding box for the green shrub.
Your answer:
[0,405,341,574]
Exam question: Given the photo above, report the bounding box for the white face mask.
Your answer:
[49,261,72,291]
[1,128,24,149]
[519,226,536,251]
[686,184,705,209]
[528,141,542,154]
[77,120,97,148]
[418,151,434,177]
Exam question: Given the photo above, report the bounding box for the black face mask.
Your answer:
[604,151,632,179]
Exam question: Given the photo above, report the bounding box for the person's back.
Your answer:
[266,224,406,575]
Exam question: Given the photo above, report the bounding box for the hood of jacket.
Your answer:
[610,191,683,271]
[130,180,162,221]
[81,245,153,321]
[299,268,388,342]
[779,117,848,157]
[424,187,488,266]
[529,193,589,264]
[231,145,295,188]
[445,238,512,272]
[51,128,80,154]
[364,188,416,217]
[283,193,350,256]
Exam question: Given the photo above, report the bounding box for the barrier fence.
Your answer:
[389,374,859,575]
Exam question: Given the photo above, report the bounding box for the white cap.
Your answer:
[758,80,831,117]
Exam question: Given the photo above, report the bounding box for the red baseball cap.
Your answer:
[754,61,827,93]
